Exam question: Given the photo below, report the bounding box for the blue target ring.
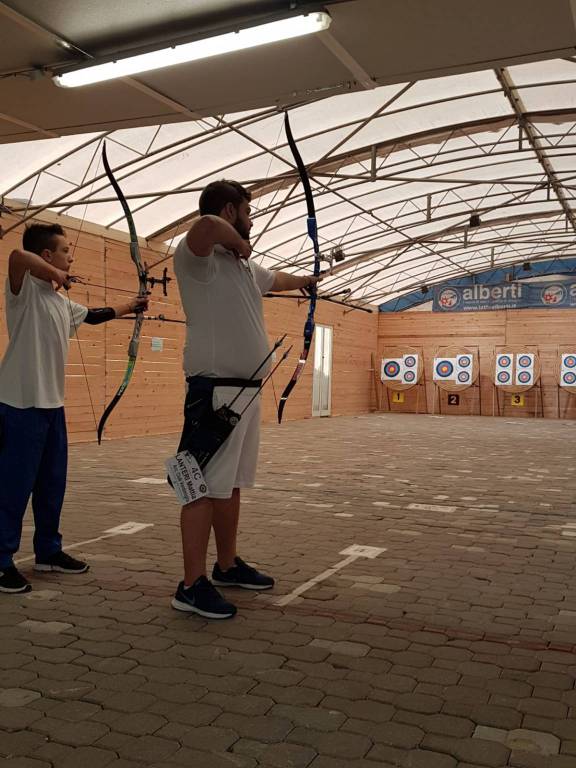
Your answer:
[517,370,532,384]
[404,355,417,368]
[404,370,416,383]
[436,360,454,378]
[458,356,471,368]
[383,361,401,378]
[498,355,512,368]
[563,371,576,385]
[563,355,576,369]
[497,370,511,384]
[518,355,532,368]
[457,371,470,383]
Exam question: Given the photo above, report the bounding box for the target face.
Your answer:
[404,355,417,368]
[517,370,532,384]
[563,371,576,386]
[457,370,471,383]
[382,360,402,380]
[497,355,512,368]
[517,354,533,368]
[435,360,454,378]
[497,370,511,384]
[458,355,471,368]
[563,355,576,369]
[403,370,416,383]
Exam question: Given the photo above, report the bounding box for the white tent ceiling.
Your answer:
[1,2,576,308]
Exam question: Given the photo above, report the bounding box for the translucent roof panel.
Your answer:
[2,58,575,309]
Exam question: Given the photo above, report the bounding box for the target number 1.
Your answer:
[391,391,405,403]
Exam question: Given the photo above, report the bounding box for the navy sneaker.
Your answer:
[0,566,31,594]
[34,551,89,574]
[212,556,275,590]
[172,576,237,619]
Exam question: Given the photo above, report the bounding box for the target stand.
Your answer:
[380,346,427,414]
[556,349,576,419]
[492,347,544,418]
[431,345,481,415]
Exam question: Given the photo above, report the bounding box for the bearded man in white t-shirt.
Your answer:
[171,180,320,619]
[0,223,147,594]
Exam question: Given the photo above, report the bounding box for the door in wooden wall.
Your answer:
[312,324,332,417]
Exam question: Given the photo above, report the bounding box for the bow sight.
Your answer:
[146,266,171,296]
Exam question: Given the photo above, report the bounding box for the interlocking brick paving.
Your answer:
[1,413,575,768]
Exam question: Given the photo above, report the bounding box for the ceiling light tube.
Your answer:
[54,12,331,88]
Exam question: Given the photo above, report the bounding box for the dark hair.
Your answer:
[199,180,251,216]
[23,223,66,255]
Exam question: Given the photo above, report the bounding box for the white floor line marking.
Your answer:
[104,522,153,535]
[408,503,457,513]
[15,521,154,564]
[129,477,167,485]
[274,544,386,607]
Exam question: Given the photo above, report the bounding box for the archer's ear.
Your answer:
[221,202,236,222]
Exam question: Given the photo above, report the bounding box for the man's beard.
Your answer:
[234,221,250,242]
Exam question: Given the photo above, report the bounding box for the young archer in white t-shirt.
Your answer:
[0,223,147,594]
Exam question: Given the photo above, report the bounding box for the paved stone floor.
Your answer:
[1,413,576,768]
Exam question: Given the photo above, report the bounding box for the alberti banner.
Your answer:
[433,279,576,312]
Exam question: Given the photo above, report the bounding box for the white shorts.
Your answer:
[179,384,261,499]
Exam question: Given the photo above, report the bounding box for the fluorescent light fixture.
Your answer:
[54,12,331,88]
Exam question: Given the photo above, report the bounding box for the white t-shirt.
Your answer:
[173,240,276,379]
[0,272,88,409]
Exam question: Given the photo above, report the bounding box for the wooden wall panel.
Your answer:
[377,309,576,419]
[262,299,378,422]
[1,213,378,443]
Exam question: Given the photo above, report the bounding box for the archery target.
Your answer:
[560,353,576,389]
[432,346,478,395]
[517,353,534,369]
[516,370,533,385]
[381,358,404,382]
[454,354,473,385]
[433,358,457,381]
[515,353,534,386]
[381,352,421,388]
[495,353,513,385]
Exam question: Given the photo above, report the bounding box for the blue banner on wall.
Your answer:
[433,279,576,312]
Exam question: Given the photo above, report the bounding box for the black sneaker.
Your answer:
[212,556,275,591]
[34,551,89,574]
[0,566,32,594]
[172,576,237,619]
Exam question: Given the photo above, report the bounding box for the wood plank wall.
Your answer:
[377,309,576,419]
[0,214,379,443]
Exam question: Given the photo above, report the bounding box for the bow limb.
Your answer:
[97,142,148,443]
[277,111,321,423]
